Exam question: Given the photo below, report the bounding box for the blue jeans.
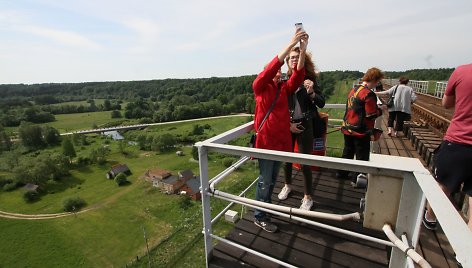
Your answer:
[254,159,281,220]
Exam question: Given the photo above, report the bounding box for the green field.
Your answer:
[0,81,352,267]
[0,115,259,268]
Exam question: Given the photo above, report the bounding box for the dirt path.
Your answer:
[0,178,140,220]
[0,207,94,220]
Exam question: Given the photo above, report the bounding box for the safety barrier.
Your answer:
[196,105,472,268]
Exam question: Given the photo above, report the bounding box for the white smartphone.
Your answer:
[295,23,304,32]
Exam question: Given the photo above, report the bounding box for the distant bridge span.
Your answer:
[61,113,252,136]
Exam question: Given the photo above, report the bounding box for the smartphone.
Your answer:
[295,23,305,32]
[296,124,305,131]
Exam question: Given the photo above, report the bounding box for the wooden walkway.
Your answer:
[209,115,458,268]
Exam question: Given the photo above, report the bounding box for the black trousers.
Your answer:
[388,111,411,131]
[284,117,314,196]
[338,134,371,179]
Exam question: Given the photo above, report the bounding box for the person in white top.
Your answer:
[376,76,417,137]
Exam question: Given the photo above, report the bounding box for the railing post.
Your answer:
[389,172,425,268]
[198,145,212,267]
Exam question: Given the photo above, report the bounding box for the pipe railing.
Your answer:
[197,107,472,268]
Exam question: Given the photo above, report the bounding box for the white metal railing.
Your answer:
[409,80,429,94]
[434,81,448,98]
[196,105,472,268]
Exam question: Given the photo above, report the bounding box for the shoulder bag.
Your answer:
[386,85,399,108]
[249,88,281,147]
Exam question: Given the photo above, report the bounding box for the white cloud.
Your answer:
[20,25,102,50]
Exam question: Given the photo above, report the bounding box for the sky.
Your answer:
[1,0,472,84]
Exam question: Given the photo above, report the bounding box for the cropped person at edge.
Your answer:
[252,29,307,233]
[278,46,325,211]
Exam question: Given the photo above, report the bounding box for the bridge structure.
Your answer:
[196,103,471,268]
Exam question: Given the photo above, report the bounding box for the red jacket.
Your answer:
[341,85,382,137]
[253,56,305,152]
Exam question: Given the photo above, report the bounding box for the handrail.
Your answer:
[197,104,472,268]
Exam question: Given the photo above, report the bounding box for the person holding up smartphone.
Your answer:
[278,23,326,211]
[251,28,307,233]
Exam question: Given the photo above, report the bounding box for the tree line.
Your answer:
[0,68,454,127]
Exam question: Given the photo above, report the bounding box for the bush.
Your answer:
[114,172,128,186]
[63,197,86,212]
[3,182,18,192]
[0,177,13,188]
[178,195,193,210]
[222,157,234,168]
[23,190,40,202]
[77,156,91,166]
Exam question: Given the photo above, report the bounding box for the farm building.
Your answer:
[106,163,131,179]
[144,168,172,182]
[179,176,201,201]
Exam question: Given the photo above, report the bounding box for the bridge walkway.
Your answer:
[209,112,458,267]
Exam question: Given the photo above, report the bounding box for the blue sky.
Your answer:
[1,0,471,84]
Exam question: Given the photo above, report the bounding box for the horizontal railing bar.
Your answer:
[211,192,394,247]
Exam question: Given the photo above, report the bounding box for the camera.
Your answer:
[295,23,304,32]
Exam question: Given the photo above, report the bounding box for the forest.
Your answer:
[0,68,454,128]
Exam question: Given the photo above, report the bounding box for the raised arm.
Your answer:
[277,30,306,63]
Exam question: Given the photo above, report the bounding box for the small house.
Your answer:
[178,169,194,181]
[179,176,201,201]
[23,183,39,192]
[155,175,183,194]
[145,168,171,182]
[106,163,131,179]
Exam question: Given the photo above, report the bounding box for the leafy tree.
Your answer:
[18,121,44,148]
[63,197,86,212]
[152,134,176,152]
[23,190,40,202]
[111,110,122,118]
[43,126,61,146]
[103,99,111,110]
[192,124,204,135]
[114,172,128,186]
[89,146,110,165]
[0,151,21,170]
[192,146,199,160]
[62,138,76,158]
[0,125,12,152]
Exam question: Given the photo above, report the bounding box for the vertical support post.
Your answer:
[389,172,425,268]
[198,145,212,267]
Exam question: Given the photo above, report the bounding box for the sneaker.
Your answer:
[278,185,291,200]
[254,218,278,233]
[422,209,437,230]
[300,198,313,211]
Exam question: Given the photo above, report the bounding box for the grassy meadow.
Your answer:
[0,115,259,268]
[0,79,353,267]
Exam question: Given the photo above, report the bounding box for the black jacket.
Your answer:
[287,78,325,119]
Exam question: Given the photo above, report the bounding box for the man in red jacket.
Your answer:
[252,29,307,233]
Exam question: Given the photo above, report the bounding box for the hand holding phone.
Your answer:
[296,124,305,131]
[295,23,305,33]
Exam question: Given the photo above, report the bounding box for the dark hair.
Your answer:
[286,47,317,80]
[362,67,384,82]
[399,76,409,85]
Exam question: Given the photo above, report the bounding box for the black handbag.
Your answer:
[386,85,398,108]
[250,88,281,148]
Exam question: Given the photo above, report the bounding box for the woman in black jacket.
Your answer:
[278,47,325,211]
